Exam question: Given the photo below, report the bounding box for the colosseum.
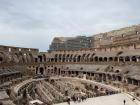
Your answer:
[0,24,140,105]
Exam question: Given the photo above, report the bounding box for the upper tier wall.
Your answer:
[0,45,39,54]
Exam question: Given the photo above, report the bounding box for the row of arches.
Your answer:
[0,52,34,64]
[49,53,140,63]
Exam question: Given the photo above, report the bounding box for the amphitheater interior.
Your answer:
[0,25,140,105]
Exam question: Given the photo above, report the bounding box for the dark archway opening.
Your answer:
[104,57,107,62]
[114,57,118,61]
[109,57,113,62]
[119,57,124,62]
[38,56,43,62]
[132,56,137,62]
[77,55,81,62]
[125,56,130,62]
[0,57,3,62]
[39,67,44,75]
[95,56,98,62]
[99,57,103,62]
[36,67,38,74]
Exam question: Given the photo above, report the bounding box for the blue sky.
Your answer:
[0,0,140,51]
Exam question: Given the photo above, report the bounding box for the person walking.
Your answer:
[132,97,135,101]
[123,99,126,105]
[67,97,70,105]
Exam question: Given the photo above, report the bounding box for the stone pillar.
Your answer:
[131,79,134,85]
[118,58,119,63]
[136,57,139,62]
[138,81,140,87]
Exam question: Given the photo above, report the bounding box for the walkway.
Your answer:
[55,93,138,105]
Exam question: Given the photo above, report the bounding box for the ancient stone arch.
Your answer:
[85,54,90,62]
[109,57,113,62]
[66,54,70,62]
[104,57,107,62]
[131,56,137,62]
[12,53,20,63]
[43,54,46,62]
[73,54,78,62]
[69,54,73,62]
[39,67,44,75]
[119,56,124,62]
[18,53,24,63]
[62,54,66,62]
[94,56,98,62]
[77,55,81,62]
[54,67,57,75]
[81,53,86,62]
[125,56,130,62]
[58,54,62,62]
[99,57,103,62]
[0,52,4,63]
[50,58,54,62]
[54,54,58,62]
[114,57,118,62]
[23,53,28,63]
[90,53,95,62]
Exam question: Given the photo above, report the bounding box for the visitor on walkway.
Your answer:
[81,95,84,101]
[71,95,76,103]
[67,97,70,105]
[123,99,126,105]
[132,97,135,101]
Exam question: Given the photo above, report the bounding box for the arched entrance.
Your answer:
[39,67,44,75]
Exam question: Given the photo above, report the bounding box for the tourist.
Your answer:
[78,96,81,103]
[132,97,135,101]
[67,97,70,105]
[123,99,126,105]
[81,95,84,101]
[71,95,76,103]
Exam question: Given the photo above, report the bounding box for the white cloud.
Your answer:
[0,0,140,51]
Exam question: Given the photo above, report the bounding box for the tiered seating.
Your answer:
[36,83,53,104]
[43,81,64,101]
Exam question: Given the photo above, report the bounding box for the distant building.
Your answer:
[49,36,92,51]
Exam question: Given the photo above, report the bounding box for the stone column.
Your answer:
[138,81,140,87]
[136,57,139,62]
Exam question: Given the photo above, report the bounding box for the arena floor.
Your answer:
[55,93,139,105]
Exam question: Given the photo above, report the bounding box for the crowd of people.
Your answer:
[66,95,87,105]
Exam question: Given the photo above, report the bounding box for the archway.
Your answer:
[81,54,86,62]
[114,57,118,62]
[59,54,62,62]
[69,54,73,62]
[94,56,98,62]
[77,55,81,62]
[90,53,95,62]
[62,54,66,62]
[73,54,77,62]
[132,56,137,62]
[38,55,43,62]
[39,67,44,75]
[29,53,34,62]
[66,54,70,62]
[104,57,107,62]
[99,57,103,62]
[43,54,46,62]
[54,54,58,62]
[86,54,90,62]
[0,57,3,63]
[54,67,57,75]
[109,57,113,62]
[119,56,124,62]
[125,56,130,62]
